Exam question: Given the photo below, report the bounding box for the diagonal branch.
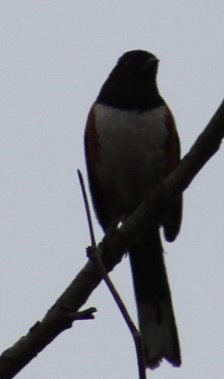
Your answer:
[0,99,223,379]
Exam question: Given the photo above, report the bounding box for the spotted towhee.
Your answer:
[84,50,182,369]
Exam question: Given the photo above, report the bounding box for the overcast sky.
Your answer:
[0,1,224,378]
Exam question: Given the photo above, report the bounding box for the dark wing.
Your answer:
[84,104,113,232]
[162,105,183,242]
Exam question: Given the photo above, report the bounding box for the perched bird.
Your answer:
[84,50,182,369]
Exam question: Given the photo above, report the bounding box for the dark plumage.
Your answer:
[84,50,182,368]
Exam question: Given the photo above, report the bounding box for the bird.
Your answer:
[84,49,182,369]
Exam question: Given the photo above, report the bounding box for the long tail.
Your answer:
[129,228,181,369]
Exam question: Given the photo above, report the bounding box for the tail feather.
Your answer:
[129,228,181,369]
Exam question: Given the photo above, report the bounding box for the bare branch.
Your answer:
[77,169,96,248]
[72,307,97,320]
[78,169,146,378]
[0,99,223,378]
[87,246,146,379]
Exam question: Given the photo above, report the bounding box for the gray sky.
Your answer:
[0,1,224,378]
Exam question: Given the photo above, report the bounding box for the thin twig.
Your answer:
[78,170,146,379]
[77,169,96,247]
[87,246,146,379]
[71,307,97,321]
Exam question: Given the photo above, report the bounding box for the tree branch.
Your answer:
[78,167,146,379]
[0,99,223,378]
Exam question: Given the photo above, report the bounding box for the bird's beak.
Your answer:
[143,56,159,70]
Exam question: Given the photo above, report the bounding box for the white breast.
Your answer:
[95,104,167,212]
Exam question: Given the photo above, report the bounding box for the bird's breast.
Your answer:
[94,103,168,213]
